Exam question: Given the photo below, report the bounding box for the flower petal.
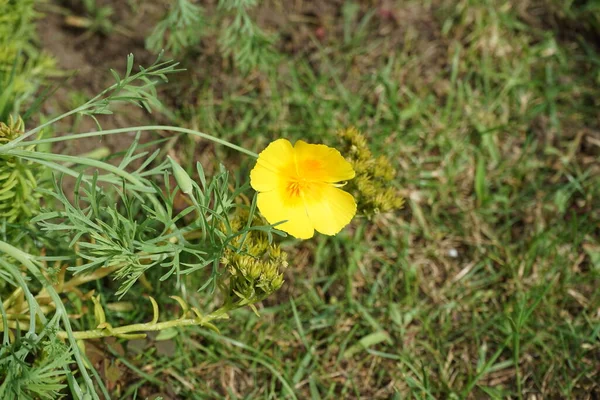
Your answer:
[304,183,356,236]
[257,189,315,239]
[294,140,355,183]
[250,139,295,192]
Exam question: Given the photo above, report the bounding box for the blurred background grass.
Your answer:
[5,0,600,398]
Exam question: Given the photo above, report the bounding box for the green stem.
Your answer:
[7,77,121,147]
[0,299,10,345]
[7,105,89,147]
[57,306,231,340]
[513,325,523,400]
[2,125,259,158]
[11,149,154,190]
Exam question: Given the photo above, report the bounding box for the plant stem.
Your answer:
[6,105,89,147]
[57,306,230,340]
[10,149,154,190]
[2,125,259,158]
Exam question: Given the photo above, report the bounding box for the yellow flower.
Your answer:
[250,139,357,239]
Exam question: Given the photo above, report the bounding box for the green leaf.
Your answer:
[155,328,179,341]
[475,155,488,205]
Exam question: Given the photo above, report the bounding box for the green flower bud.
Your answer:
[0,115,25,144]
[168,156,194,195]
[270,273,284,291]
[220,208,289,300]
[248,260,263,280]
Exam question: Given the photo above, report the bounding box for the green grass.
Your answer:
[36,0,600,398]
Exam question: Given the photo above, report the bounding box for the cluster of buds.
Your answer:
[220,209,288,304]
[0,116,41,223]
[0,115,24,144]
[337,127,404,218]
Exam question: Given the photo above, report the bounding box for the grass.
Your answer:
[31,0,600,398]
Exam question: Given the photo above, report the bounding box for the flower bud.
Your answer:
[168,156,194,195]
[0,115,25,144]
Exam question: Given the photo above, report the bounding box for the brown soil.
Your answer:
[37,1,167,156]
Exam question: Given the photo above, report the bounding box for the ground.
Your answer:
[35,0,599,398]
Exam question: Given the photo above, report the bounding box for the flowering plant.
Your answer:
[0,54,402,399]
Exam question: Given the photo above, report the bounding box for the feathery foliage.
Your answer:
[0,54,287,399]
[146,0,205,56]
[148,0,279,74]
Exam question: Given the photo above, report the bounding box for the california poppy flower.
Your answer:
[250,139,356,239]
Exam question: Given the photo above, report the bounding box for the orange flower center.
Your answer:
[286,180,309,198]
[282,158,326,199]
